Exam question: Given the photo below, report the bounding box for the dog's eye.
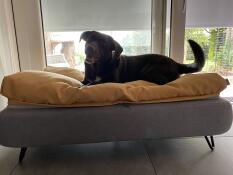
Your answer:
[86,47,94,55]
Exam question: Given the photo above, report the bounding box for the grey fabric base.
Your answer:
[0,98,232,147]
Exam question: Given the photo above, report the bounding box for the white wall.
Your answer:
[0,96,7,111]
[0,65,8,111]
[0,69,7,111]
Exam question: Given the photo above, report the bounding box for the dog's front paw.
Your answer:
[81,79,89,85]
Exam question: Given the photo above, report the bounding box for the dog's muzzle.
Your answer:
[85,57,99,64]
[85,42,101,64]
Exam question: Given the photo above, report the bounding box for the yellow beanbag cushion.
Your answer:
[1,71,82,105]
[0,71,228,107]
[44,66,84,81]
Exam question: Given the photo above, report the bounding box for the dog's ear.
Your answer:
[80,31,96,42]
[111,39,123,59]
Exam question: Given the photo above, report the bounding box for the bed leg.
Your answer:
[19,147,27,163]
[204,136,215,151]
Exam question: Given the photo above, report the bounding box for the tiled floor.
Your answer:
[0,103,233,175]
[0,125,233,175]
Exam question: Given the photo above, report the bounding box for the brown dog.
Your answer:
[80,31,205,85]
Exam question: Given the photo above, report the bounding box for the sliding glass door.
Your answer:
[184,0,233,98]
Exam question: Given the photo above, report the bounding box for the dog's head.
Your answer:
[80,31,123,79]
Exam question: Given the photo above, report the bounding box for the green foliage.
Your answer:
[185,28,209,61]
[185,28,209,44]
[75,52,85,65]
[185,27,233,75]
[121,31,151,55]
[208,29,216,60]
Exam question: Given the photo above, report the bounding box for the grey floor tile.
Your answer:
[219,124,233,137]
[0,146,19,175]
[145,137,233,175]
[11,141,155,175]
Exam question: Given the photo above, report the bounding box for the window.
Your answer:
[184,0,233,97]
[41,0,152,70]
[184,28,233,75]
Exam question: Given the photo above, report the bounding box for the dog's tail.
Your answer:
[178,40,205,74]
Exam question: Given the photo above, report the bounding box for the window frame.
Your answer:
[169,0,186,63]
[11,0,185,70]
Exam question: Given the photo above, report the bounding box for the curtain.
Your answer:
[186,0,233,28]
[41,0,151,32]
[0,0,20,110]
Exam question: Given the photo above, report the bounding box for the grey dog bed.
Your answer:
[0,97,232,162]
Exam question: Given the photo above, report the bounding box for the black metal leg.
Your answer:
[204,136,215,151]
[19,147,27,163]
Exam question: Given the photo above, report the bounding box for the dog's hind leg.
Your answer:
[141,72,170,85]
[139,67,171,85]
